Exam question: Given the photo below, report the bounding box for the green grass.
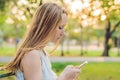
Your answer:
[0,47,16,56]
[0,62,120,80]
[0,47,119,57]
[50,49,119,57]
[52,62,120,80]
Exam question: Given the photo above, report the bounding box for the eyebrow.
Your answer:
[60,24,66,27]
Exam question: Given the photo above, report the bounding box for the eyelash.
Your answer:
[59,26,63,29]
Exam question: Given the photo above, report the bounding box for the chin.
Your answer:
[51,39,61,44]
[50,40,57,44]
[53,41,58,44]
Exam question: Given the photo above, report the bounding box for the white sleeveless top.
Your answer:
[15,50,57,80]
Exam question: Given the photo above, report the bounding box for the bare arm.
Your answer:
[21,50,42,80]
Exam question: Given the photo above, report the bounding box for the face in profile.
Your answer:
[51,13,68,43]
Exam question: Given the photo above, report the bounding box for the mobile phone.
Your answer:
[78,61,88,68]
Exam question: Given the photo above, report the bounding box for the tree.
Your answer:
[63,0,120,56]
[101,0,120,56]
[0,0,43,48]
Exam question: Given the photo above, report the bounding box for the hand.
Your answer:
[58,65,81,80]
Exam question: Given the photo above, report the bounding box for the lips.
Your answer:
[58,36,63,39]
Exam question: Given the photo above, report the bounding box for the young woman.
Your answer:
[4,2,81,80]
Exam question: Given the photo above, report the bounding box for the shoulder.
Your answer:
[25,50,40,58]
[20,50,43,80]
[21,50,42,69]
[23,50,40,61]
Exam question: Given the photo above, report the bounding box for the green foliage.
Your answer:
[101,0,114,8]
[2,24,15,38]
[90,29,104,41]
[110,10,120,21]
[18,26,26,38]
[101,0,120,21]
[0,24,26,39]
[0,13,7,25]
[112,31,120,38]
[67,18,81,40]
[0,0,6,11]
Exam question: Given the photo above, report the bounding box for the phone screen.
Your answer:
[79,61,88,68]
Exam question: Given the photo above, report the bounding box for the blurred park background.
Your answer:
[0,0,120,80]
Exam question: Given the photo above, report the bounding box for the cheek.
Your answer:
[54,30,60,37]
[54,29,62,39]
[52,30,59,38]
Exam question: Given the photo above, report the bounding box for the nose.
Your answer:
[60,30,65,37]
[63,31,65,37]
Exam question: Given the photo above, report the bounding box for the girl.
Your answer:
[4,2,81,80]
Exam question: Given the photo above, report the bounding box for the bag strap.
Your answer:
[0,72,15,78]
[0,67,15,78]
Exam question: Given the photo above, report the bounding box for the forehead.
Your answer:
[60,14,68,26]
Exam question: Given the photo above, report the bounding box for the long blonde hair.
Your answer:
[4,2,67,73]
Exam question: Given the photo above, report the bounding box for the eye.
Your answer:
[59,26,63,29]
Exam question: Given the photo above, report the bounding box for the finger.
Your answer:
[74,66,80,69]
[74,66,82,72]
[72,73,79,80]
[73,68,81,73]
[67,65,74,68]
[74,74,79,80]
